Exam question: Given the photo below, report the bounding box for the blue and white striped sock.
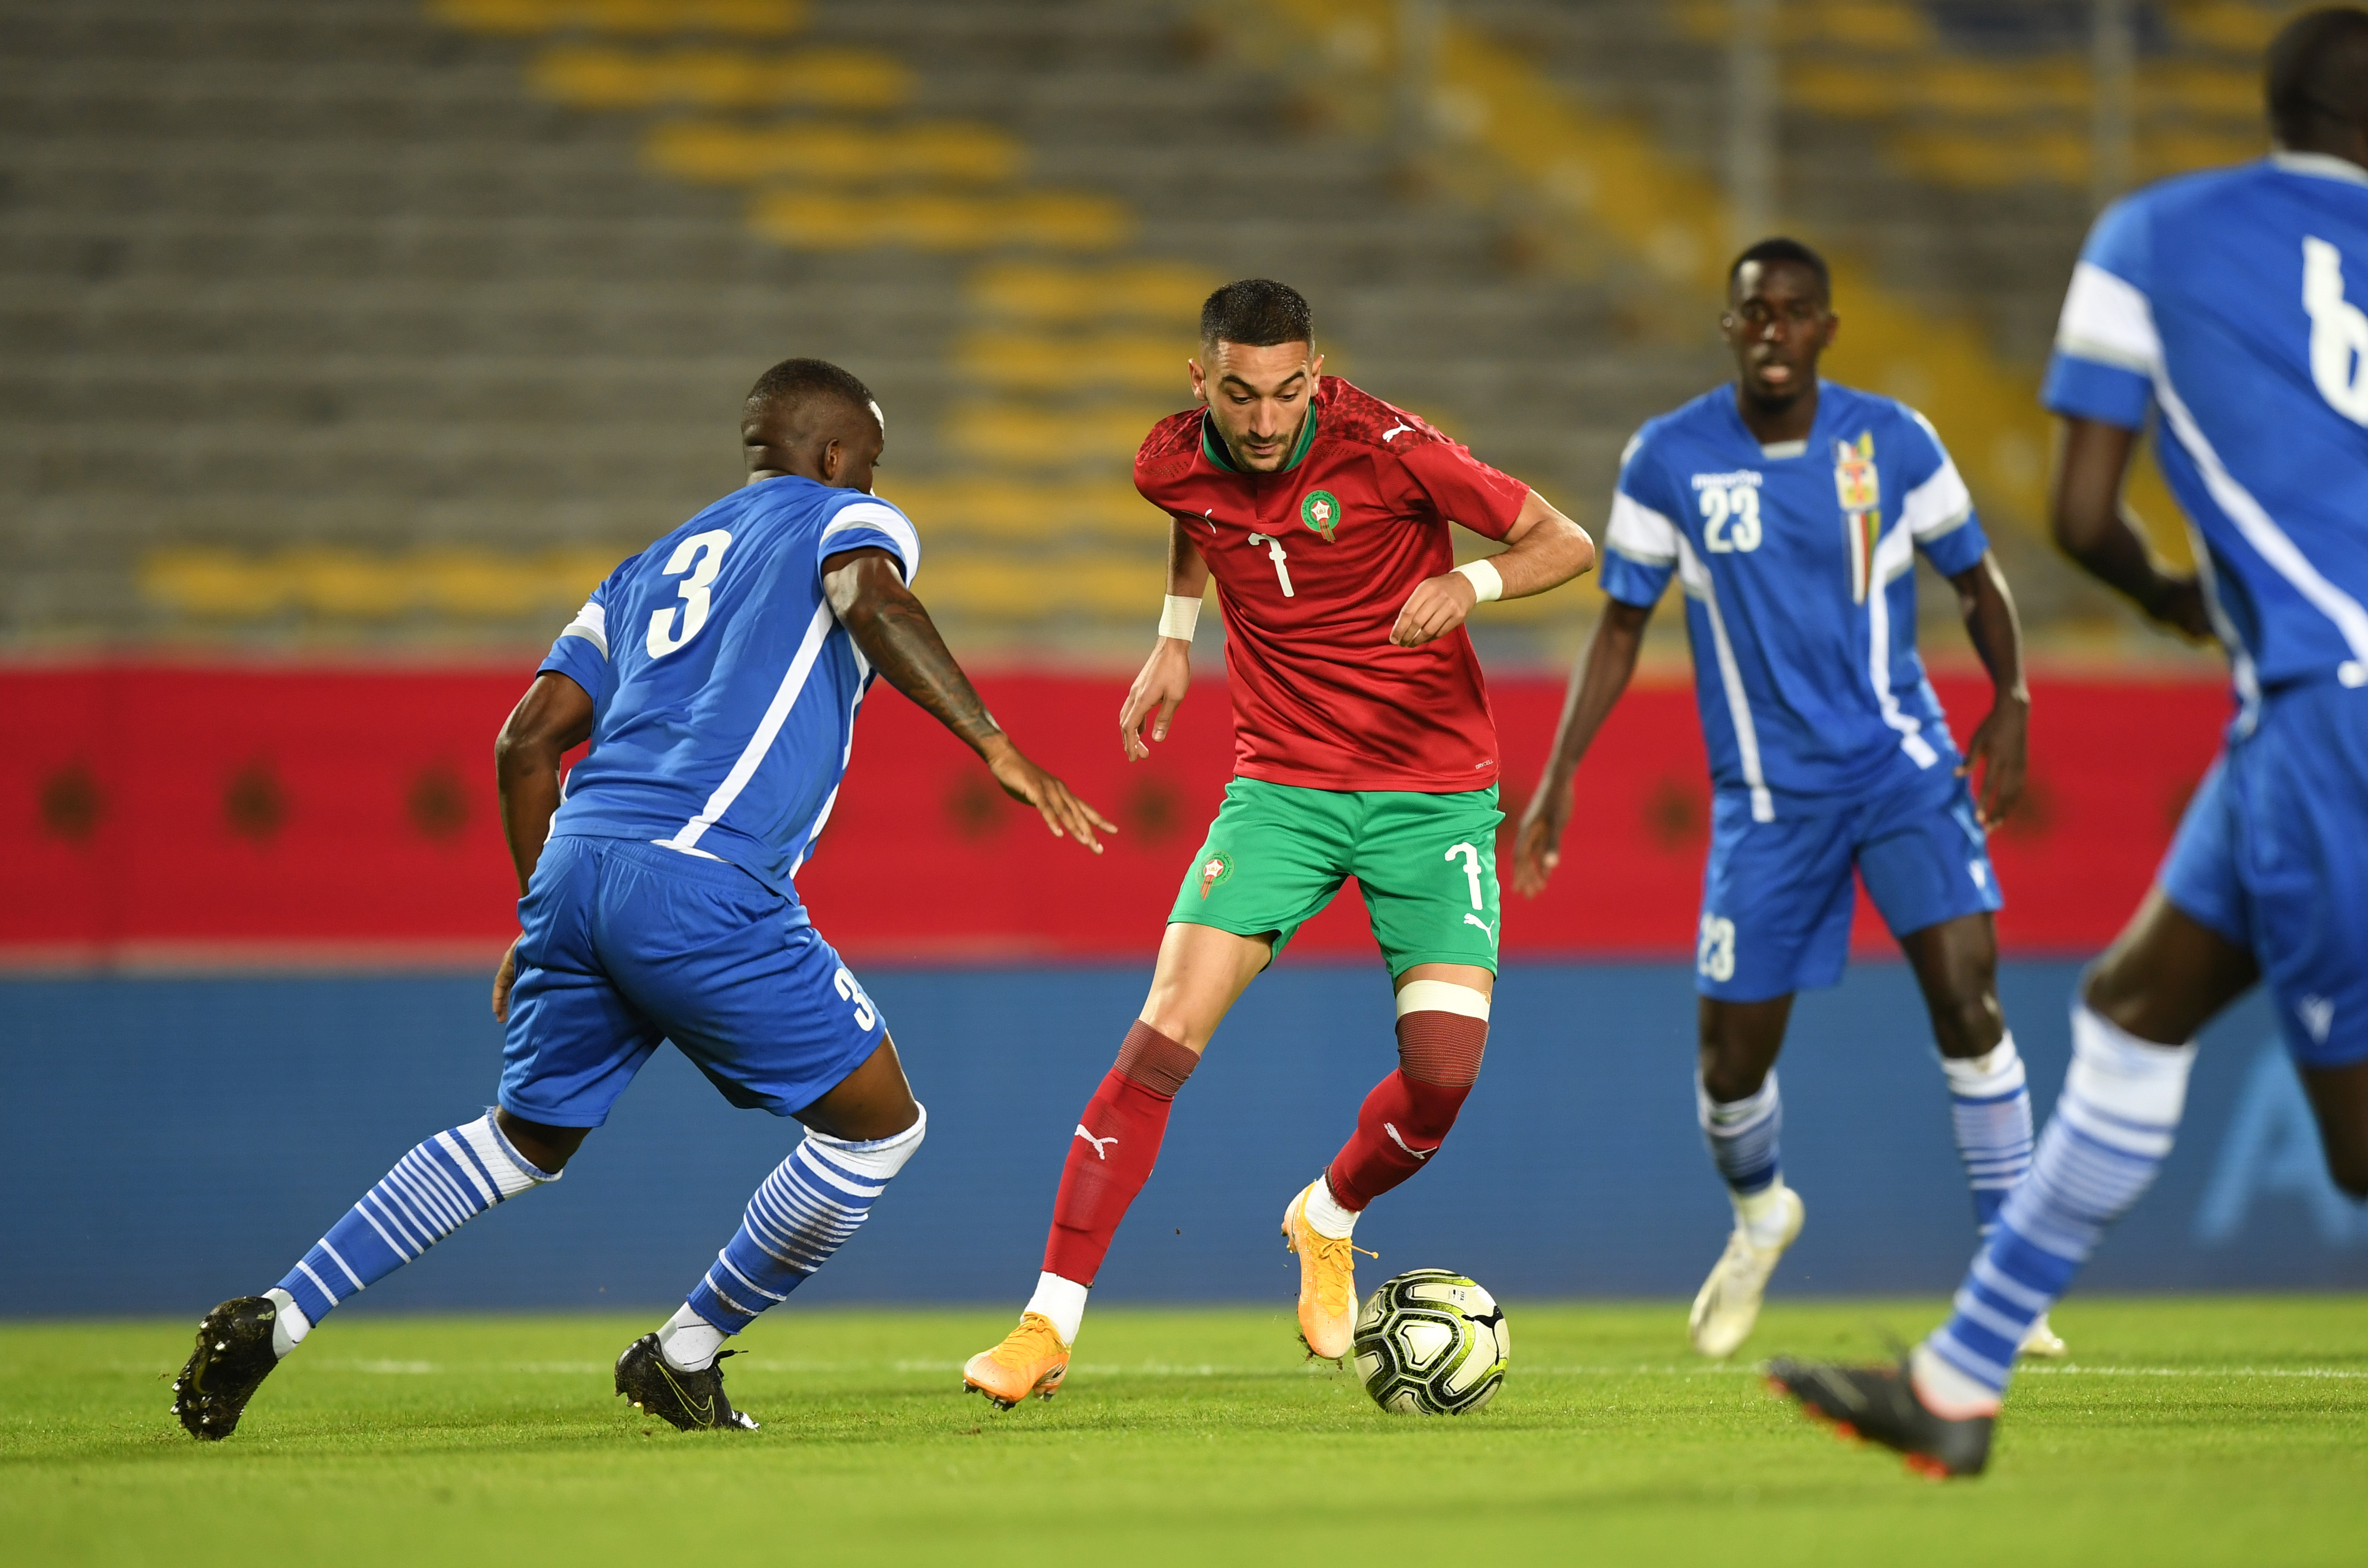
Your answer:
[275,1112,558,1348]
[1922,1006,2194,1401]
[667,1108,926,1370]
[1940,1034,2035,1236]
[1698,1068,1782,1194]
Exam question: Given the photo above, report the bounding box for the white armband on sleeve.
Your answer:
[1158,594,1202,642]
[1452,559,1504,603]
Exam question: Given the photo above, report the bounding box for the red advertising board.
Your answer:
[0,664,2229,968]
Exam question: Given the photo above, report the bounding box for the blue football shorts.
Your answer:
[2159,678,2368,1071]
[499,836,889,1128]
[1696,770,2002,1003]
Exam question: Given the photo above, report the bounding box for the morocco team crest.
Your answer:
[1300,489,1341,542]
[1198,851,1233,899]
[1833,432,1882,603]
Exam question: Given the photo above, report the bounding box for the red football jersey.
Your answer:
[1134,376,1531,793]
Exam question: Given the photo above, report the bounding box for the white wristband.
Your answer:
[1158,593,1202,642]
[1452,558,1504,604]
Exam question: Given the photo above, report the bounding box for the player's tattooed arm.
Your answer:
[825,547,1115,854]
[491,670,596,1019]
[1511,598,1653,897]
[2048,415,2212,640]
[1391,489,1596,647]
[1120,516,1208,761]
[1950,551,2030,827]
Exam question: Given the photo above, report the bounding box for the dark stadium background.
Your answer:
[5,0,2361,1315]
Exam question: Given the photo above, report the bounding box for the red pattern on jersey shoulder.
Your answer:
[1317,378,1450,453]
[1135,407,1204,487]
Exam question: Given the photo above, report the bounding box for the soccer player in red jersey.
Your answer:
[964,280,1596,1406]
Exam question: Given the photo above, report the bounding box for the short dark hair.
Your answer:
[1727,236,1831,302]
[2268,7,2368,148]
[744,357,878,427]
[1199,279,1313,348]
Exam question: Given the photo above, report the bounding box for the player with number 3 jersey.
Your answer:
[963,280,1595,1406]
[172,359,1111,1442]
[1514,239,2051,1366]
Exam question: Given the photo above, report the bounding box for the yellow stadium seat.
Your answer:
[530,46,909,110]
[879,478,1164,543]
[434,0,807,35]
[140,548,614,620]
[942,403,1174,467]
[749,190,1132,251]
[647,120,1023,185]
[917,550,1163,620]
[954,332,1190,395]
[965,261,1217,323]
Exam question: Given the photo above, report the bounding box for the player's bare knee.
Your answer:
[1928,993,2005,1059]
[493,1109,587,1174]
[2325,1147,2368,1201]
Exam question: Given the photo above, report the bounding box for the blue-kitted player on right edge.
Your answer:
[1769,7,2368,1478]
[1514,236,2050,1364]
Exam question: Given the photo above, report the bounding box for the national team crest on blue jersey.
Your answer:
[1833,432,1882,603]
[1600,383,1986,814]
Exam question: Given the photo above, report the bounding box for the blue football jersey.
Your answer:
[537,476,920,901]
[2044,153,2368,714]
[1601,383,1991,818]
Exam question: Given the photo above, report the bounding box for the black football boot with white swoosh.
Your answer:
[614,1333,760,1431]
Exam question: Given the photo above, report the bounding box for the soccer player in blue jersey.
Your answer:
[1769,9,2368,1477]
[171,358,1112,1439]
[1514,238,2047,1363]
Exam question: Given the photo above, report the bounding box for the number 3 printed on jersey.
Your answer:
[1700,485,1762,553]
[646,528,733,658]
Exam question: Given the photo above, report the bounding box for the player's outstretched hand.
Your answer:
[491,936,520,1023]
[985,735,1115,854]
[1511,783,1571,897]
[1959,696,2029,827]
[2149,574,2216,643]
[1119,636,1191,761]
[1391,571,1480,647]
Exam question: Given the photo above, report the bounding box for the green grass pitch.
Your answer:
[4,1298,2363,1565]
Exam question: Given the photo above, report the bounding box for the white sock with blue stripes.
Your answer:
[665,1107,927,1371]
[1917,1005,2194,1409]
[274,1112,559,1352]
[1940,1034,2035,1237]
[1698,1069,1790,1244]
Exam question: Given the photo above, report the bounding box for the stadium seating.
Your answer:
[3,0,1729,663]
[6,0,2271,658]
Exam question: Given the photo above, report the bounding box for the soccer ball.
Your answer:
[1351,1268,1510,1415]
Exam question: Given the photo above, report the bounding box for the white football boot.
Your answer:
[2019,1311,2069,1358]
[1688,1184,1805,1359]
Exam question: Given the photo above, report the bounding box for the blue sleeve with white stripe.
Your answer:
[538,558,629,700]
[817,495,922,585]
[1894,406,1989,578]
[2042,196,2157,429]
[1599,430,1682,607]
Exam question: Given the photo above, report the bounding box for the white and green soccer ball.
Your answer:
[1351,1268,1510,1415]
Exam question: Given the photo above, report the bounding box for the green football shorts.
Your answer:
[1167,777,1503,974]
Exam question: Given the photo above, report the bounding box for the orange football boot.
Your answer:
[962,1312,1070,1409]
[1282,1180,1363,1361]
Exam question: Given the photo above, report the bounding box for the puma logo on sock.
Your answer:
[1383,1123,1437,1161]
[1074,1125,1118,1160]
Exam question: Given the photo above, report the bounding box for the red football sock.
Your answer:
[1325,1006,1488,1211]
[1042,1021,1199,1286]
